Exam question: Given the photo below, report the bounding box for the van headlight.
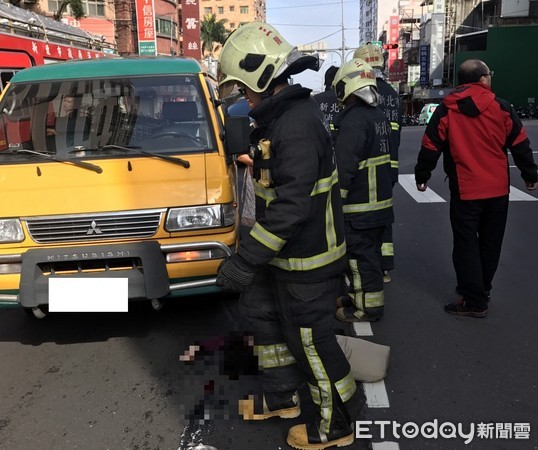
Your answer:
[165,204,235,231]
[0,219,24,243]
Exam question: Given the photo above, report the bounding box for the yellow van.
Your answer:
[0,57,247,317]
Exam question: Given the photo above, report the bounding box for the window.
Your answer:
[217,6,223,14]
[229,23,235,29]
[156,18,177,38]
[204,7,212,14]
[230,5,235,11]
[83,0,105,17]
[240,6,249,14]
[48,0,61,13]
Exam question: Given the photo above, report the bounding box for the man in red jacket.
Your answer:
[415,59,537,318]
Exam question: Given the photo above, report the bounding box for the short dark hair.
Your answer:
[457,59,488,84]
[324,65,339,90]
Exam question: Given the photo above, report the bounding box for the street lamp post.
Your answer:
[340,0,345,62]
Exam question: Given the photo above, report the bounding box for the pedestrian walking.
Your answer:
[354,43,402,283]
[216,22,362,449]
[331,59,394,323]
[414,59,537,318]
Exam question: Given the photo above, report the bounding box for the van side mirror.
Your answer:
[224,115,251,155]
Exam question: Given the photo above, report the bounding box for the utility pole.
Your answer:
[340,0,345,62]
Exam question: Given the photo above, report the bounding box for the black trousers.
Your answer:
[449,195,509,309]
[381,223,394,272]
[240,269,361,433]
[345,223,385,318]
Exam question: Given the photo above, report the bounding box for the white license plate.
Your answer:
[48,278,128,312]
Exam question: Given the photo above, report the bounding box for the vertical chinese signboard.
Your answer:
[387,15,399,81]
[419,44,429,87]
[182,0,201,60]
[135,0,157,55]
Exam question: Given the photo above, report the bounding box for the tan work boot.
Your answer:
[238,392,300,420]
[287,423,354,449]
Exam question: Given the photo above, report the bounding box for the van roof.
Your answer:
[10,57,204,83]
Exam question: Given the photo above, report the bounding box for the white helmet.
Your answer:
[332,58,379,106]
[218,22,318,98]
[353,42,384,69]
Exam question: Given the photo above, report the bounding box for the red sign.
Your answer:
[182,0,201,60]
[0,34,104,63]
[388,59,405,82]
[387,15,399,70]
[135,0,157,55]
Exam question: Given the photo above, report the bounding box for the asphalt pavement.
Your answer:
[1,122,537,450]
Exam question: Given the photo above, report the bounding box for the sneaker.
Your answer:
[287,422,354,450]
[335,295,353,309]
[238,392,300,420]
[336,306,382,323]
[444,299,488,318]
[383,270,391,283]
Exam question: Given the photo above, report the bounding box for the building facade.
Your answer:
[199,0,265,34]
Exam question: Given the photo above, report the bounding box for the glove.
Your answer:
[216,255,256,292]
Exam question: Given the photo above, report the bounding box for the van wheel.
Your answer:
[23,306,48,319]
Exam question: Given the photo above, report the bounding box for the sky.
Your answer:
[266,0,360,93]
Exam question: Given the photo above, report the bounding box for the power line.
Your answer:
[267,0,356,10]
[300,29,342,46]
[271,23,341,27]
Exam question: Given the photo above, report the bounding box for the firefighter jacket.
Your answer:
[332,100,394,229]
[415,83,538,200]
[377,77,402,185]
[237,84,347,282]
[313,88,340,141]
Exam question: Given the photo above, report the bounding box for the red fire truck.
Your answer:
[0,2,114,91]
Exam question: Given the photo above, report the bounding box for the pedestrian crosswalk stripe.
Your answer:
[509,186,538,201]
[363,380,390,408]
[399,174,537,202]
[398,175,445,203]
[353,322,373,336]
[372,442,400,449]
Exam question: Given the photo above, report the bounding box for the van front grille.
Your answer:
[25,210,163,243]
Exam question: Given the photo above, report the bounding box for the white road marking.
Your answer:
[398,174,446,202]
[363,379,390,408]
[372,442,400,450]
[509,187,538,201]
[353,322,373,336]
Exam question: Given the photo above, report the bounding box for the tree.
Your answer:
[200,14,229,58]
[53,0,85,21]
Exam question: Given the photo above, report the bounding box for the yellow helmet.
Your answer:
[353,42,384,69]
[332,58,377,103]
[218,22,318,98]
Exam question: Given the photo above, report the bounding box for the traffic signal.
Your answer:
[382,43,399,50]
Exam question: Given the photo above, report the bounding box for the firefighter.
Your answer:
[354,43,402,283]
[332,59,394,322]
[216,22,362,450]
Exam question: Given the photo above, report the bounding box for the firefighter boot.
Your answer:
[286,403,354,449]
[238,390,300,420]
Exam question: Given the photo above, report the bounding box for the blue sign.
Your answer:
[419,45,430,88]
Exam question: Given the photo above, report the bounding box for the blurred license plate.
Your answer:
[49,278,128,312]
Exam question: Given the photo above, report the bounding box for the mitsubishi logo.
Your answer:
[87,220,103,235]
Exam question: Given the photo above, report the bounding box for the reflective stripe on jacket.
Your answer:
[333,101,394,229]
[239,85,347,282]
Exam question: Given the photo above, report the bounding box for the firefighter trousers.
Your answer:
[240,268,362,434]
[345,223,385,319]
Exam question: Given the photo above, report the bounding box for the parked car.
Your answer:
[0,57,251,318]
[418,103,439,125]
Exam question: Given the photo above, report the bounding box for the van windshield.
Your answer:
[0,75,216,159]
